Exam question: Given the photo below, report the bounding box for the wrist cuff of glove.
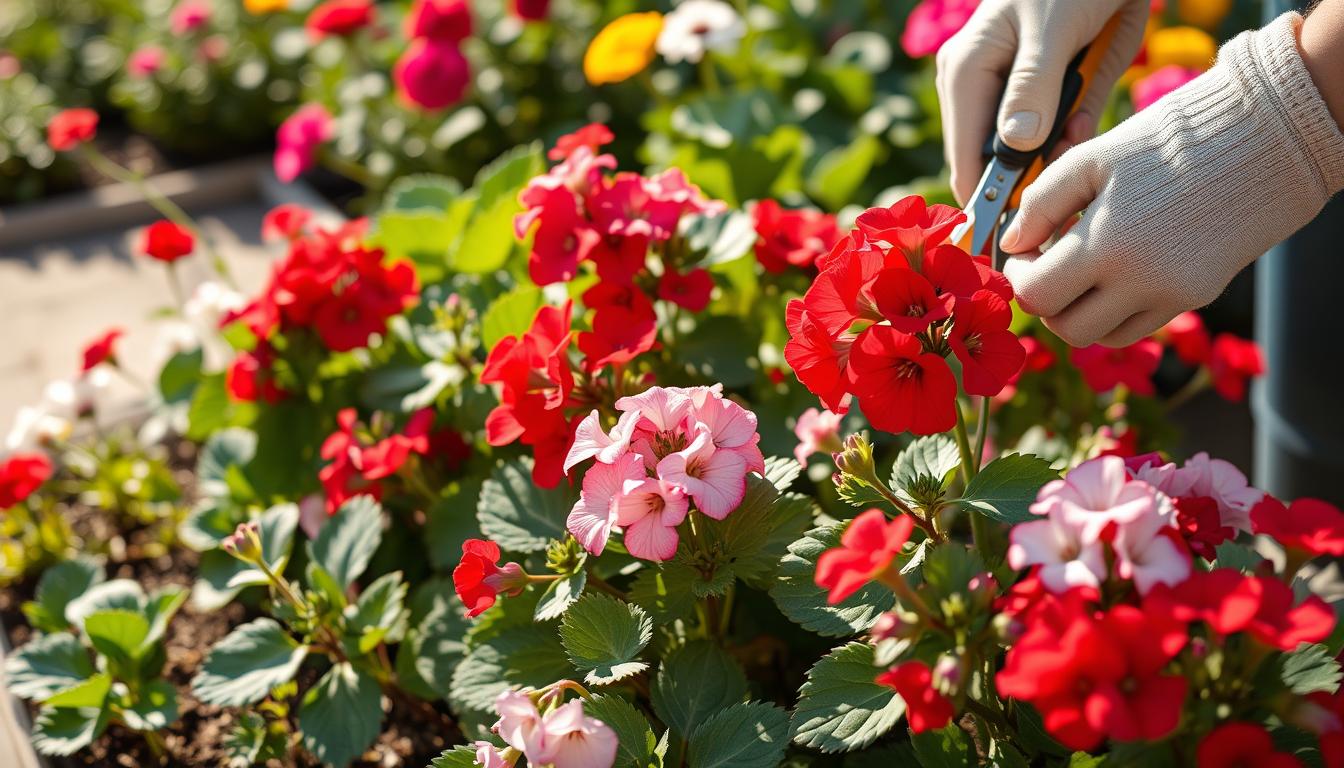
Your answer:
[1229,12,1344,195]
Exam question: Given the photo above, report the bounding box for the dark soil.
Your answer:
[1,440,460,768]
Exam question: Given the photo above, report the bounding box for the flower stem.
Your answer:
[972,396,990,472]
[955,402,996,558]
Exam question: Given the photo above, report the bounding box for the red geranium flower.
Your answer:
[47,108,98,151]
[784,302,853,414]
[876,661,955,734]
[797,246,885,335]
[920,244,984,299]
[1251,496,1344,558]
[1070,340,1162,396]
[752,199,840,273]
[80,327,124,372]
[869,267,953,334]
[1173,495,1236,560]
[1161,311,1211,366]
[1146,569,1335,650]
[948,289,1025,397]
[453,539,527,617]
[1209,333,1265,402]
[142,220,195,263]
[225,343,286,404]
[261,204,313,242]
[997,597,1187,750]
[854,195,964,261]
[513,0,550,20]
[549,123,615,161]
[306,0,374,38]
[0,453,53,509]
[1246,575,1335,651]
[578,305,659,372]
[815,509,914,604]
[847,326,956,436]
[394,37,470,112]
[1197,723,1303,768]
[522,186,601,286]
[657,268,713,312]
[1020,336,1057,373]
[404,0,472,42]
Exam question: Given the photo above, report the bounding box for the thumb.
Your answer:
[996,40,1080,152]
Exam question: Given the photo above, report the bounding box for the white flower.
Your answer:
[184,281,247,373]
[152,320,201,370]
[656,0,745,64]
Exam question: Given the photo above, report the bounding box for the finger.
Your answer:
[1068,2,1151,141]
[937,30,1010,205]
[1097,309,1169,348]
[1042,285,1135,348]
[995,21,1089,153]
[1046,112,1100,164]
[999,143,1100,254]
[1002,227,1099,318]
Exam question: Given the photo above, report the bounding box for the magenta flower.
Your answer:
[127,46,166,79]
[170,0,212,35]
[393,37,470,112]
[273,104,334,183]
[901,0,979,59]
[1131,65,1201,112]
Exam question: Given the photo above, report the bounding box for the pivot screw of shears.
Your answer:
[984,188,999,201]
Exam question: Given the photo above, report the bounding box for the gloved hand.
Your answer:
[999,13,1344,348]
[935,0,1150,205]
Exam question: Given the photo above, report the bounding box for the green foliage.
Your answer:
[952,454,1060,524]
[584,693,660,768]
[449,627,571,714]
[535,569,587,622]
[559,594,653,686]
[686,701,791,768]
[891,435,961,507]
[1279,644,1343,695]
[307,495,384,591]
[651,641,749,741]
[299,662,384,768]
[192,618,309,708]
[22,556,104,634]
[771,524,895,637]
[477,457,571,553]
[910,723,975,768]
[791,642,906,753]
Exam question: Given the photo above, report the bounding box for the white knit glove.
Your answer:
[935,0,1151,204]
[1000,13,1344,347]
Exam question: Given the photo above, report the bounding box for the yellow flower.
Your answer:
[1146,26,1217,71]
[1178,0,1232,29]
[244,0,289,14]
[584,12,664,86]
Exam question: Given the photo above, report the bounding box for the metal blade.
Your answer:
[951,160,1023,257]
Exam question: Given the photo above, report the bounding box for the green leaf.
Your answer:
[308,495,383,591]
[159,347,204,404]
[677,315,759,389]
[891,435,961,504]
[683,209,758,267]
[472,142,545,208]
[403,579,470,699]
[44,673,111,709]
[83,610,150,668]
[1281,644,1343,695]
[385,174,462,212]
[429,747,481,767]
[347,571,410,654]
[763,455,802,492]
[360,361,464,413]
[144,586,189,649]
[23,556,104,634]
[1015,703,1070,757]
[686,701,790,768]
[30,704,107,756]
[196,427,257,500]
[448,627,571,713]
[807,134,881,210]
[919,545,987,607]
[584,693,659,768]
[453,193,521,274]
[535,569,586,622]
[770,525,894,637]
[187,373,248,442]
[910,723,974,768]
[559,594,652,686]
[651,641,749,741]
[952,454,1059,524]
[790,642,905,753]
[481,285,544,350]
[121,679,177,732]
[192,618,309,707]
[628,565,698,623]
[65,579,147,629]
[299,662,384,768]
[477,457,570,553]
[4,632,95,700]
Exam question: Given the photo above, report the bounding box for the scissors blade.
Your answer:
[951,159,1024,257]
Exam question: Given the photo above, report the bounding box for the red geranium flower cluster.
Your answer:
[1252,496,1344,559]
[876,661,955,734]
[224,214,418,401]
[514,124,725,311]
[47,108,98,152]
[815,508,913,604]
[783,196,1024,435]
[0,453,53,509]
[141,220,195,263]
[394,0,472,112]
[318,407,457,513]
[1148,311,1267,402]
[751,199,841,274]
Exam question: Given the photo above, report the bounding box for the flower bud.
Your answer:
[967,572,998,610]
[992,613,1024,644]
[483,562,530,597]
[871,609,920,642]
[833,433,878,486]
[221,521,263,563]
[931,654,965,697]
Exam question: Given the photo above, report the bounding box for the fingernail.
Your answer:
[1001,111,1041,143]
[999,221,1022,251]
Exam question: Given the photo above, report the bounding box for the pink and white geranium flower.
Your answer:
[490,690,617,768]
[794,407,843,466]
[563,384,762,560]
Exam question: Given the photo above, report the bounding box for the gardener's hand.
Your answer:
[935,0,1149,206]
[999,13,1344,348]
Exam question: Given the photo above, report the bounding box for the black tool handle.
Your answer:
[985,44,1091,171]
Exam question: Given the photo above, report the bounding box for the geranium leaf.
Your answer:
[3,632,94,701]
[1280,644,1343,695]
[299,662,383,768]
[192,618,308,707]
[83,610,150,669]
[30,704,108,756]
[477,458,570,553]
[651,641,748,741]
[891,435,961,505]
[429,746,481,767]
[448,626,571,714]
[43,673,111,709]
[583,693,659,768]
[23,556,104,634]
[790,641,905,753]
[534,569,586,622]
[952,454,1059,524]
[558,594,652,686]
[121,679,178,732]
[763,455,802,492]
[911,723,974,768]
[770,524,894,637]
[346,571,410,654]
[308,495,383,591]
[628,565,698,623]
[686,701,790,768]
[196,427,257,500]
[480,285,543,350]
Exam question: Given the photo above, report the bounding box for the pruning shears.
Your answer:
[951,12,1127,268]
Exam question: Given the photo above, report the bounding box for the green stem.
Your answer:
[955,403,996,558]
[972,396,990,473]
[698,58,722,95]
[585,571,627,600]
[1164,366,1212,412]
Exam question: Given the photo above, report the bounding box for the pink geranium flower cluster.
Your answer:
[563,385,763,561]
